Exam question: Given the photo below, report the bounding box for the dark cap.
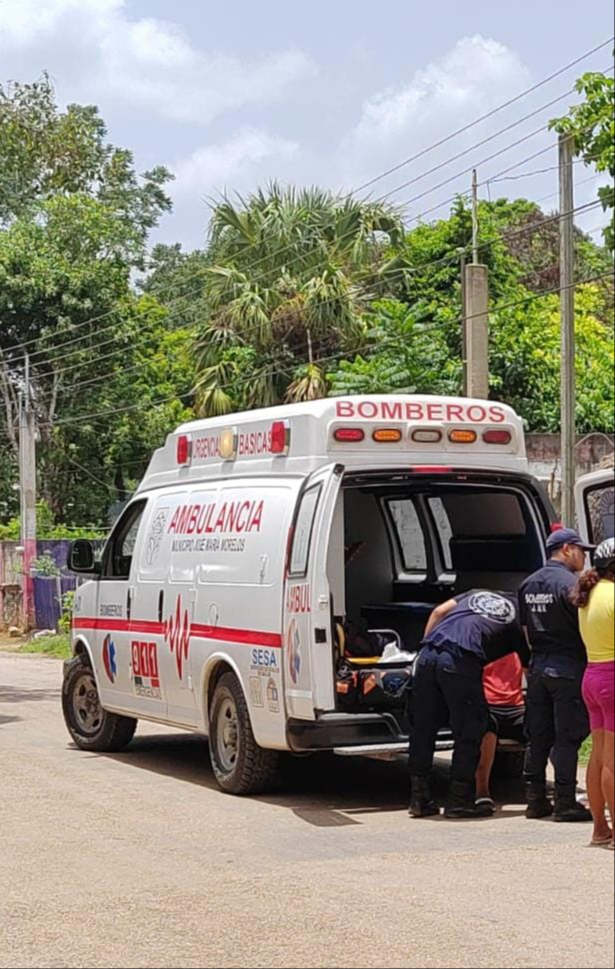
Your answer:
[547,527,595,554]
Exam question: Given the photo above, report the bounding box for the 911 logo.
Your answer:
[164,597,191,680]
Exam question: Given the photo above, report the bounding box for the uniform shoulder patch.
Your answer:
[468,592,516,625]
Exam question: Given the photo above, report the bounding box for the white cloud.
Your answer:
[342,35,531,190]
[172,128,299,200]
[0,0,317,125]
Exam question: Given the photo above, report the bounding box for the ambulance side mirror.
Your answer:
[68,540,99,575]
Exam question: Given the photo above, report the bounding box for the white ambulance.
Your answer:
[63,395,605,795]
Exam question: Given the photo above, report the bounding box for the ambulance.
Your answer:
[62,395,612,795]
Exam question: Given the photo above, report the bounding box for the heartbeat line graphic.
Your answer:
[164,597,191,680]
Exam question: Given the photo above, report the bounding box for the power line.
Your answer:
[46,198,605,393]
[39,269,614,432]
[4,42,613,366]
[352,36,615,196]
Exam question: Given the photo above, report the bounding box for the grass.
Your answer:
[20,633,71,660]
[580,737,593,767]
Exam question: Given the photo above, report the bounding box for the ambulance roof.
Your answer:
[138,395,529,492]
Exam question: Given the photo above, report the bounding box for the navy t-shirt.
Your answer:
[518,560,586,663]
[423,590,530,667]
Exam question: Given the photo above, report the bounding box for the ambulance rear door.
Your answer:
[575,468,615,546]
[284,464,344,720]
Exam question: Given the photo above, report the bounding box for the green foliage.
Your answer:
[59,592,75,635]
[194,184,403,414]
[490,285,614,433]
[328,299,461,396]
[0,501,104,540]
[20,634,71,660]
[551,68,615,250]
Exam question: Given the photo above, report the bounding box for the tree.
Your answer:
[0,76,187,527]
[193,184,404,415]
[551,67,615,250]
[328,299,460,397]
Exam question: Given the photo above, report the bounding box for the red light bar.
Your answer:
[334,428,365,443]
[177,434,192,465]
[410,466,454,474]
[483,429,512,445]
[271,420,290,455]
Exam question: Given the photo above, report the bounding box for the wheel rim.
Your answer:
[215,695,239,773]
[72,672,103,736]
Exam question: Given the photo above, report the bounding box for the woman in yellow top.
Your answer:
[572,538,615,849]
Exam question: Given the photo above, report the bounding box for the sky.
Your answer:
[0,0,613,251]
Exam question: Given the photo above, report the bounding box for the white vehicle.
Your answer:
[62,395,608,795]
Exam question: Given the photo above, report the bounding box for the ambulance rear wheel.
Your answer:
[209,672,280,795]
[62,655,137,752]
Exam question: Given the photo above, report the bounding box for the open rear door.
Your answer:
[284,464,344,720]
[575,468,615,545]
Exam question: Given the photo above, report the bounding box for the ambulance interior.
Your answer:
[328,474,547,715]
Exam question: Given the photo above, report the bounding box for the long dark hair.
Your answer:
[571,563,615,609]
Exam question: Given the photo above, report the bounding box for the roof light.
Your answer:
[373,428,403,443]
[449,429,478,444]
[219,427,238,461]
[334,428,366,443]
[411,465,454,474]
[176,434,192,465]
[411,428,443,444]
[271,420,291,455]
[483,429,512,445]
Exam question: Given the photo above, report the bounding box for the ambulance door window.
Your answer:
[585,484,615,544]
[102,501,148,580]
[289,485,322,577]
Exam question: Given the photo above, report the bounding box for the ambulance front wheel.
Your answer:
[62,655,137,752]
[209,672,280,795]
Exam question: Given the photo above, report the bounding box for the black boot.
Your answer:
[525,781,554,820]
[553,787,592,823]
[445,779,481,819]
[409,776,440,818]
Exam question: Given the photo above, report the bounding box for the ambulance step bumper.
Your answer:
[333,743,407,761]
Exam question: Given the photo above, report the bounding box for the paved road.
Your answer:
[0,651,613,969]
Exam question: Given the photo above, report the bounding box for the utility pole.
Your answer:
[464,169,490,399]
[19,354,37,630]
[559,133,576,526]
[472,168,480,264]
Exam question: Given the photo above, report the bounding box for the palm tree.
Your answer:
[194,184,403,415]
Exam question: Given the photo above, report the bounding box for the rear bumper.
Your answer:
[287,712,454,753]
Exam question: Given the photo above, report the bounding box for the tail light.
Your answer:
[412,429,443,443]
[176,434,192,465]
[373,429,402,443]
[449,429,477,444]
[334,428,365,443]
[271,420,291,455]
[483,429,512,445]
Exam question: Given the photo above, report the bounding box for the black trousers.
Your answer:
[524,657,590,796]
[409,646,489,790]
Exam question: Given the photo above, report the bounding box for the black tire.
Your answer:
[209,672,280,795]
[493,749,525,780]
[62,654,137,753]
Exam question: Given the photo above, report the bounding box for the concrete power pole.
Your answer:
[464,169,490,399]
[19,354,37,630]
[559,133,576,526]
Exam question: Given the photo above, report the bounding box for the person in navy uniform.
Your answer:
[409,590,530,819]
[520,527,594,823]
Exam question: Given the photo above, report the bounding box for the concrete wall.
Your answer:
[0,542,23,631]
[527,433,614,511]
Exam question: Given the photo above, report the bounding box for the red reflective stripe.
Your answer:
[191,624,283,649]
[73,617,282,648]
[73,618,164,634]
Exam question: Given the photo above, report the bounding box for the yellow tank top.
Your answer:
[579,580,615,664]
